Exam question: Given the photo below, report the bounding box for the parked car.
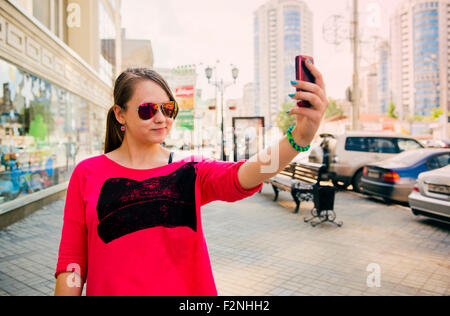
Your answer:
[360,148,450,203]
[408,165,450,223]
[422,139,450,149]
[308,132,424,192]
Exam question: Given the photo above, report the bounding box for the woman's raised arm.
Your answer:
[237,61,329,190]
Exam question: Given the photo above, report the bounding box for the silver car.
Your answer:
[408,165,450,223]
[308,132,424,192]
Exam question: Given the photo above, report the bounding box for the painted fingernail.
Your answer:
[290,80,298,85]
[288,93,295,97]
[307,59,312,64]
[286,110,291,114]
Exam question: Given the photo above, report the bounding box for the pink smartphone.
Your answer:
[295,55,315,108]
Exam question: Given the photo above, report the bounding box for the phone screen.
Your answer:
[302,58,315,83]
[295,55,315,107]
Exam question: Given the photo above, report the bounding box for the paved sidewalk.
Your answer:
[0,184,449,296]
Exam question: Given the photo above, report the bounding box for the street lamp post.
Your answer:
[322,0,361,131]
[351,0,360,131]
[205,65,239,161]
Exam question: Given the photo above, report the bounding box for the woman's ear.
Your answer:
[113,105,126,125]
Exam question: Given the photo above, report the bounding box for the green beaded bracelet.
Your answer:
[286,126,311,152]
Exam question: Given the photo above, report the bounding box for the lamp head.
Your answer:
[231,66,239,82]
[205,66,213,82]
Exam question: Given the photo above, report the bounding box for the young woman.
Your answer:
[54,63,329,296]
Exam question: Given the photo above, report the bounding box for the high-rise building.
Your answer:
[390,0,449,125]
[377,41,391,115]
[254,0,313,129]
[242,82,255,117]
[360,64,379,114]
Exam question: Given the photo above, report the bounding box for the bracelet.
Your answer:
[286,126,311,152]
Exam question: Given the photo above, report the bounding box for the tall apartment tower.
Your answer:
[378,41,391,115]
[390,0,449,121]
[254,0,313,129]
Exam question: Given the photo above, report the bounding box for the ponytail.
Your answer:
[104,106,125,154]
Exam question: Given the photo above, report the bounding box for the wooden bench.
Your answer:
[260,162,342,227]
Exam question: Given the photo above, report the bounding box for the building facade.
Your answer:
[390,0,449,132]
[254,0,313,130]
[0,0,121,210]
[102,28,154,71]
[242,82,255,117]
[377,40,391,115]
[120,28,154,70]
[360,63,379,115]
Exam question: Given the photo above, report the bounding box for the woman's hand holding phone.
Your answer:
[286,57,329,147]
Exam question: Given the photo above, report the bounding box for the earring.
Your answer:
[121,125,126,132]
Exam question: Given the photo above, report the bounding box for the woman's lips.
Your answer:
[152,128,165,133]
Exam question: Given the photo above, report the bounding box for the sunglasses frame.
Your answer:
[136,101,179,120]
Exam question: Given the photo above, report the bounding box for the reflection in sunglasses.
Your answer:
[137,102,178,120]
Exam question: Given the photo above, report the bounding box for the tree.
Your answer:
[325,98,344,119]
[430,107,443,121]
[387,102,398,119]
[276,102,297,133]
[412,107,443,122]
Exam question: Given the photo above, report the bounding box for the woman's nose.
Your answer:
[153,107,166,122]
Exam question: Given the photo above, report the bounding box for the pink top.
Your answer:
[55,154,263,296]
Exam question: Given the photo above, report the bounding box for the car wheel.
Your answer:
[332,179,350,190]
[352,170,364,193]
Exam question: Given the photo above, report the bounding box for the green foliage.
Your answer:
[387,102,398,119]
[325,98,344,119]
[412,107,443,122]
[431,107,443,120]
[276,102,297,133]
[277,98,344,133]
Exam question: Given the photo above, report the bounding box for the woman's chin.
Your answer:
[149,135,166,144]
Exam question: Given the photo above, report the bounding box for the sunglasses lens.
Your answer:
[138,102,178,120]
[162,102,177,118]
[138,103,157,120]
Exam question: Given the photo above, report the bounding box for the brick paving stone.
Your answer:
[1,185,449,296]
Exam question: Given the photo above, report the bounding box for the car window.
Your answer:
[435,154,450,168]
[0,173,11,181]
[397,139,424,152]
[345,137,367,152]
[367,138,397,153]
[426,156,446,170]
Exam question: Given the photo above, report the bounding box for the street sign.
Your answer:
[176,109,194,131]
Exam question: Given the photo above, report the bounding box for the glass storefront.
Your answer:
[0,58,106,205]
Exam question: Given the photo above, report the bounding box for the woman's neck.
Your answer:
[113,139,169,169]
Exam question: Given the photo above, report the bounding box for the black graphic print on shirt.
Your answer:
[96,162,198,244]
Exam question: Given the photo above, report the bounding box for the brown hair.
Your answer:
[104,68,178,154]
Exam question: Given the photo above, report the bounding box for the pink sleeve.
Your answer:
[195,156,263,206]
[54,164,88,281]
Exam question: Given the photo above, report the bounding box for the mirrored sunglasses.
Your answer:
[136,101,179,120]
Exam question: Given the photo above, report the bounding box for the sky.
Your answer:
[121,0,398,101]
